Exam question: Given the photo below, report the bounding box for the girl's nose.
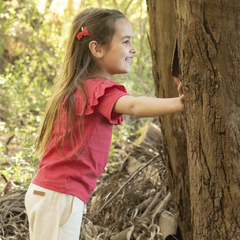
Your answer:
[130,44,137,54]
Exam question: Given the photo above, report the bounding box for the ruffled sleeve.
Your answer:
[73,79,129,125]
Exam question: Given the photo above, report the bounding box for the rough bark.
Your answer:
[147,0,240,239]
[146,0,192,239]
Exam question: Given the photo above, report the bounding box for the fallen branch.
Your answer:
[123,167,164,198]
[141,178,167,218]
[98,154,159,213]
[152,192,172,221]
[135,196,153,213]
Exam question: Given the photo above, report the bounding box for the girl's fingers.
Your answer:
[178,82,183,96]
[180,94,184,102]
[173,77,180,86]
[173,77,184,101]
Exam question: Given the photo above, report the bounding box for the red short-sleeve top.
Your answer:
[32,79,128,203]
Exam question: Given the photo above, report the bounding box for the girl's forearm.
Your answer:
[113,95,184,118]
[131,96,183,117]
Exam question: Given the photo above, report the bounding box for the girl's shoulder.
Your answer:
[73,78,128,116]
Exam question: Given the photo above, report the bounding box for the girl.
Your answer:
[25,8,184,240]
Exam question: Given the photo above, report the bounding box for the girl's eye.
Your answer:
[124,40,129,45]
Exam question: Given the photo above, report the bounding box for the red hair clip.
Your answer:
[77,27,89,40]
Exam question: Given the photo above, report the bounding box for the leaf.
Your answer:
[126,225,135,240]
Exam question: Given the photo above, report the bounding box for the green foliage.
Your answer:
[1,151,37,189]
[111,123,134,146]
[0,0,154,190]
[0,0,66,190]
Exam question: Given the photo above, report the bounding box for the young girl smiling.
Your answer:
[25,8,184,240]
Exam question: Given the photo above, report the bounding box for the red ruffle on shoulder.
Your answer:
[62,79,128,125]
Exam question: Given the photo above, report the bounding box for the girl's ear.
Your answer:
[89,41,103,58]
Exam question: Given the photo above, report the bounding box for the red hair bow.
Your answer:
[76,27,89,40]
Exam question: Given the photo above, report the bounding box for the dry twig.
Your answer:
[98,154,159,213]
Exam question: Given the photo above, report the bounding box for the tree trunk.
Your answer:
[146,0,240,239]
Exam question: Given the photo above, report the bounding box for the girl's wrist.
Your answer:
[176,97,184,112]
[171,97,183,113]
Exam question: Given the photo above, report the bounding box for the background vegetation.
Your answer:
[0,0,154,191]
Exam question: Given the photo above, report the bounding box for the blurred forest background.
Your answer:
[0,0,155,192]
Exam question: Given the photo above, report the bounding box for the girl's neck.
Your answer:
[86,73,112,81]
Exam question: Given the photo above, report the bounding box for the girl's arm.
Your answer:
[113,77,184,118]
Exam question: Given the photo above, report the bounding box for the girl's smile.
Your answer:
[98,18,137,79]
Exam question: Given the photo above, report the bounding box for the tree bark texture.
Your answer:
[146,1,240,239]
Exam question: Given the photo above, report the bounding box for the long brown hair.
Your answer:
[35,8,126,158]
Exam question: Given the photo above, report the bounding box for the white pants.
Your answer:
[25,183,85,240]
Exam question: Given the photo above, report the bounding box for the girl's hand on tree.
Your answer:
[113,77,185,117]
[173,77,184,101]
[173,77,184,110]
